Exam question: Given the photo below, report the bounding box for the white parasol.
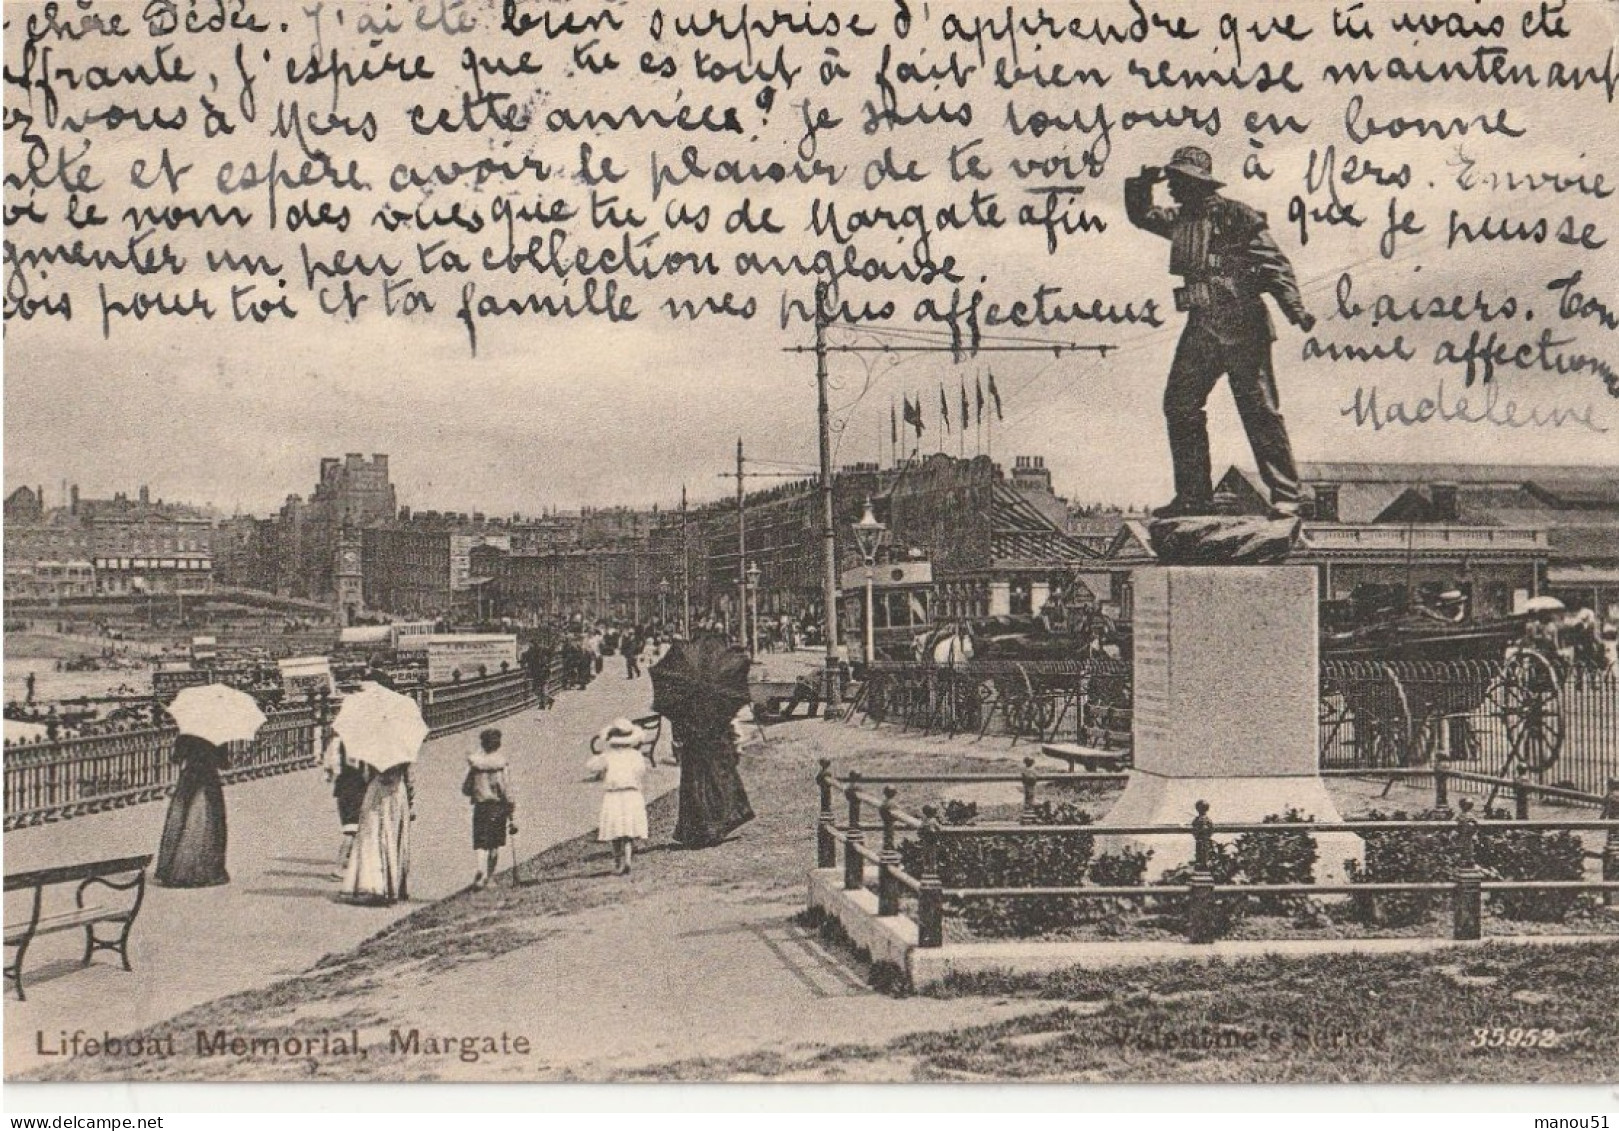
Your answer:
[331,682,428,773]
[167,684,267,746]
[1522,596,1567,614]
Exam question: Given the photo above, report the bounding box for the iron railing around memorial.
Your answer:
[1320,659,1619,799]
[813,761,1619,952]
[848,657,1619,798]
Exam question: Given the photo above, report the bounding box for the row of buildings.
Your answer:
[3,485,214,603]
[471,455,1619,632]
[7,453,1618,632]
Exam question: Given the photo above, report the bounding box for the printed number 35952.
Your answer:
[1470,1028,1559,1048]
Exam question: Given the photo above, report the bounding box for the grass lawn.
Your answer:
[623,939,1619,1083]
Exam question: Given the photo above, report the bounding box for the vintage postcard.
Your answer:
[3,0,1617,1095]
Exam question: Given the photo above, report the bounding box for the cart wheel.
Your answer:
[1318,688,1352,764]
[952,673,983,732]
[1010,664,1040,738]
[1026,695,1056,737]
[1497,649,1564,773]
[1352,663,1414,768]
[866,673,889,724]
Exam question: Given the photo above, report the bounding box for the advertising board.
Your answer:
[425,634,517,685]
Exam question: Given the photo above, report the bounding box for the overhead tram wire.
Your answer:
[803,320,1117,460]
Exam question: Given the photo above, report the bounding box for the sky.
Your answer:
[5,0,1616,518]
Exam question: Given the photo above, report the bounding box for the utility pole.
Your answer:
[680,485,691,637]
[814,279,842,709]
[717,439,801,652]
[736,438,746,645]
[784,280,1116,713]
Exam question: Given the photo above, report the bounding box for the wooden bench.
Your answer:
[632,713,666,766]
[750,678,821,722]
[4,854,152,1001]
[1040,743,1131,774]
[588,715,668,771]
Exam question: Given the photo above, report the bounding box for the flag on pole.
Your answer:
[939,384,951,434]
[903,395,924,436]
[988,371,1004,420]
[975,375,986,425]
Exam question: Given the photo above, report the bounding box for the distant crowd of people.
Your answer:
[553,621,667,691]
[1520,605,1619,686]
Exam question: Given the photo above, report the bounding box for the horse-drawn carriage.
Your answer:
[857,609,1132,742]
[1319,609,1566,777]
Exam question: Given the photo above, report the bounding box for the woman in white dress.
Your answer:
[586,718,650,875]
[341,763,414,905]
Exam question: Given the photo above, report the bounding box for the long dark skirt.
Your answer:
[156,754,229,888]
[673,733,755,847]
[334,766,369,829]
[472,801,509,850]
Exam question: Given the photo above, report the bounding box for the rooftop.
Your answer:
[1299,462,1616,486]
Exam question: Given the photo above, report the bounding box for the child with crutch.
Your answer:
[462,728,517,890]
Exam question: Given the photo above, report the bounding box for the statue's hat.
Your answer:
[1164,146,1224,188]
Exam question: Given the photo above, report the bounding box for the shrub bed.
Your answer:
[1346,807,1588,926]
[897,800,1595,942]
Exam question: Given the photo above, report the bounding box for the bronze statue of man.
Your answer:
[1125,147,1317,520]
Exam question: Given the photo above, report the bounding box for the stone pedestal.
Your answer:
[1099,566,1361,881]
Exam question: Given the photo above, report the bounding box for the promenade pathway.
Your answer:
[3,663,668,1074]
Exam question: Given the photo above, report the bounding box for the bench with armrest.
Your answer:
[632,713,666,766]
[750,677,822,722]
[4,854,152,1001]
[588,714,669,771]
[1040,743,1131,774]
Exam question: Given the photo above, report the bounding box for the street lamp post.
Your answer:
[852,498,887,667]
[745,560,761,657]
[659,576,669,627]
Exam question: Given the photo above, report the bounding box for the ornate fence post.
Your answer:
[1513,767,1531,821]
[1019,757,1038,825]
[1604,778,1619,910]
[1453,799,1484,941]
[1433,768,1449,812]
[917,804,944,948]
[815,759,836,869]
[843,770,865,892]
[1187,800,1217,944]
[878,786,901,917]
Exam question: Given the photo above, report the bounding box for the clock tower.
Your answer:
[335,527,363,626]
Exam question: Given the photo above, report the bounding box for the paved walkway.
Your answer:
[3,666,669,1074]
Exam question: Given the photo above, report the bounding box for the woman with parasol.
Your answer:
[650,635,756,847]
[156,685,267,888]
[334,682,427,905]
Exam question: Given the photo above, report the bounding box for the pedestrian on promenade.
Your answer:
[155,734,231,888]
[322,733,370,878]
[341,762,414,905]
[624,629,642,679]
[462,727,517,890]
[586,718,650,876]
